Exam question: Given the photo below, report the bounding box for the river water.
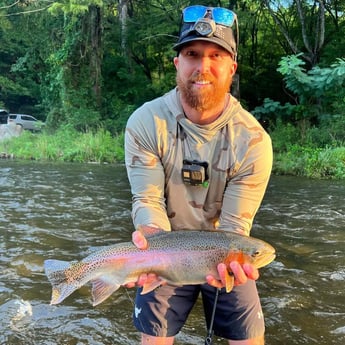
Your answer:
[0,161,344,345]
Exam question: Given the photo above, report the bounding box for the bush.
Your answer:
[0,127,124,163]
[273,145,345,179]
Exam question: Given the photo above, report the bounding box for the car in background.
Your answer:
[0,109,9,124]
[7,114,45,131]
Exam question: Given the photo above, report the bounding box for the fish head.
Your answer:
[247,239,276,269]
[223,233,276,269]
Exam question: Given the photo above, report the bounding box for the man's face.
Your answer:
[174,41,237,112]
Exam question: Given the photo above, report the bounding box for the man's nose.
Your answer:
[197,56,211,73]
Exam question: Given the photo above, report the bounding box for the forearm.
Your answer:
[125,128,170,230]
[218,135,273,235]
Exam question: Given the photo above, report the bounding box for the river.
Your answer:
[0,161,344,345]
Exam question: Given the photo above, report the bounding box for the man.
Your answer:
[125,5,273,345]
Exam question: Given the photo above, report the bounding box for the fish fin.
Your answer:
[91,277,121,306]
[224,270,234,293]
[137,225,167,239]
[140,278,167,295]
[44,259,81,305]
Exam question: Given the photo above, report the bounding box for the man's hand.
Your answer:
[124,230,158,288]
[206,261,259,290]
[132,229,148,249]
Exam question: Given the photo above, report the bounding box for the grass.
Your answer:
[0,127,125,163]
[273,145,345,179]
[1,127,344,179]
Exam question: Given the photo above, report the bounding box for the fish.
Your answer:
[44,226,275,306]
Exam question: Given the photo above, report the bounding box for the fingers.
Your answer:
[124,273,159,288]
[137,273,148,286]
[137,273,158,286]
[230,261,259,285]
[206,263,233,289]
[132,230,148,249]
[217,263,228,286]
[243,263,260,280]
[124,273,148,288]
[230,261,247,285]
[206,274,223,289]
[124,281,136,288]
[206,262,260,289]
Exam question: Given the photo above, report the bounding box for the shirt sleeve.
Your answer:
[124,108,171,231]
[218,129,273,236]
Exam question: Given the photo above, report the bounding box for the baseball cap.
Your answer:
[173,5,238,59]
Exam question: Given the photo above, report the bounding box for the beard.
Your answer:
[177,72,232,112]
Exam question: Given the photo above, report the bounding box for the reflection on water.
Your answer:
[0,161,344,345]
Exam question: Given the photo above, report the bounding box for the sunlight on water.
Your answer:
[0,162,344,345]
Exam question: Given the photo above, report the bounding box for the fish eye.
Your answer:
[252,251,260,257]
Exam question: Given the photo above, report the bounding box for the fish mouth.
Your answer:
[254,252,276,269]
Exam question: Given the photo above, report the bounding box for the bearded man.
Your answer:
[124,5,273,345]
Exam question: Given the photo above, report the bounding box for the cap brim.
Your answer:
[173,35,235,57]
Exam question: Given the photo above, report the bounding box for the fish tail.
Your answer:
[44,259,83,305]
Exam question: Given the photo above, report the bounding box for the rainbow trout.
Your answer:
[44,227,275,306]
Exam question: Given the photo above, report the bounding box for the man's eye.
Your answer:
[185,51,198,57]
[210,53,225,59]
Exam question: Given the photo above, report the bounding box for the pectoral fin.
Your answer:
[91,276,121,306]
[224,270,234,293]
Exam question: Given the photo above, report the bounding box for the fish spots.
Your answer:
[66,262,85,283]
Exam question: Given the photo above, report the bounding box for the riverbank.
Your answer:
[0,128,344,179]
[0,128,124,164]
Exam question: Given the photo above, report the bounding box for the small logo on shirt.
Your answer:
[135,305,142,318]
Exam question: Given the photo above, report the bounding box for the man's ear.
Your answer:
[173,56,179,70]
[231,61,238,76]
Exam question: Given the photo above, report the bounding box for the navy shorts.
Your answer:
[132,280,265,341]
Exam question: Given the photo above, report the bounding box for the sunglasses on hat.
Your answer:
[182,5,237,28]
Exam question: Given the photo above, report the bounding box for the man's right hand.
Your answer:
[124,230,158,288]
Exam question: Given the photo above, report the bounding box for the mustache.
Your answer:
[189,73,215,83]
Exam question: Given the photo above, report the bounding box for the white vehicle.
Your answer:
[7,114,44,131]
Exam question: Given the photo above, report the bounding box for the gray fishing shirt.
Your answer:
[125,88,273,236]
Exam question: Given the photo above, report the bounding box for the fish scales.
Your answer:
[44,230,275,306]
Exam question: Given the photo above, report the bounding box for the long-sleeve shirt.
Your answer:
[125,88,273,236]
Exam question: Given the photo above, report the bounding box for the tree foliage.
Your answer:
[0,0,344,133]
[277,54,345,104]
[254,54,345,148]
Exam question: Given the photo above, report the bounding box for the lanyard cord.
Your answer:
[204,288,220,345]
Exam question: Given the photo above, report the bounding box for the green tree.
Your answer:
[262,0,345,67]
[1,0,344,134]
[0,2,43,115]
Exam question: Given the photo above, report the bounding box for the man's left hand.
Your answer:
[206,261,259,289]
